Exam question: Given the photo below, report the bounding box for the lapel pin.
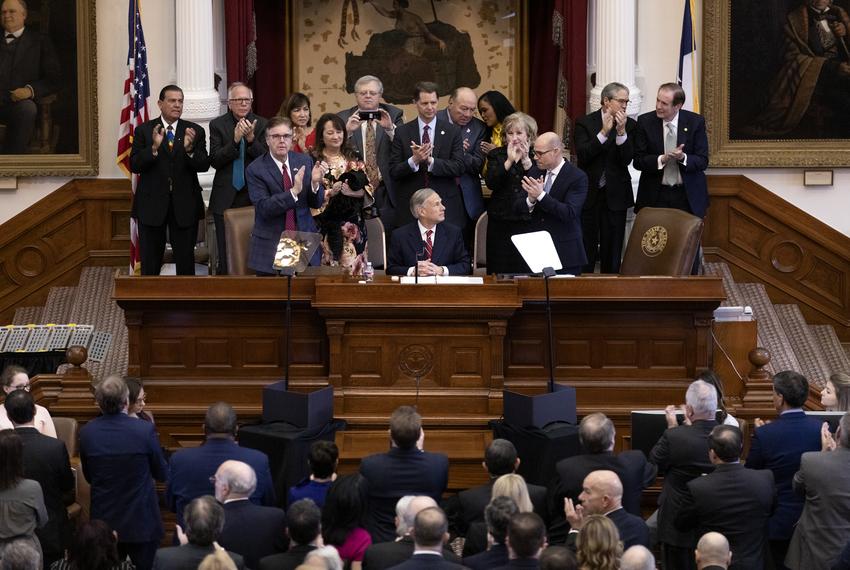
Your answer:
[440,130,445,136]
[684,127,688,132]
[466,128,470,133]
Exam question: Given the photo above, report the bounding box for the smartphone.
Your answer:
[358,109,382,121]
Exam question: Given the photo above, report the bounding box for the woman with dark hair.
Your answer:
[125,378,154,423]
[0,365,56,436]
[696,369,739,426]
[50,519,135,570]
[575,514,622,570]
[0,429,47,565]
[279,92,314,152]
[477,90,516,159]
[321,474,371,570]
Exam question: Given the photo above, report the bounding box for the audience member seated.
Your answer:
[496,512,547,570]
[695,370,739,426]
[302,546,344,570]
[786,412,850,570]
[821,372,850,412]
[745,370,822,569]
[125,378,154,423]
[289,440,339,509]
[152,495,245,570]
[675,425,775,570]
[384,507,462,570]
[0,430,47,567]
[650,379,718,570]
[462,496,517,570]
[0,539,41,570]
[197,549,237,570]
[6,390,74,568]
[463,473,535,557]
[573,514,621,570]
[362,496,461,570]
[322,474,371,569]
[359,406,449,543]
[549,412,655,543]
[258,498,323,570]
[0,365,56,437]
[538,546,577,570]
[49,520,135,570]
[695,531,731,570]
[564,470,649,551]
[279,92,314,153]
[167,402,274,533]
[79,375,167,570]
[214,460,287,569]
[386,188,470,277]
[619,545,656,570]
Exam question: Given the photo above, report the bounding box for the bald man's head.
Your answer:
[448,87,477,126]
[578,470,623,515]
[696,532,731,568]
[620,545,656,570]
[399,495,438,536]
[214,460,256,502]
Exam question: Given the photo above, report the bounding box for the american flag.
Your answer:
[116,0,150,275]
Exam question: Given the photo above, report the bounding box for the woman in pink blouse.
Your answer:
[322,473,372,570]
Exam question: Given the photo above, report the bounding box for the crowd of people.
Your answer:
[2,367,850,570]
[129,73,710,278]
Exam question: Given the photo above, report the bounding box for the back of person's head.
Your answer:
[303,546,344,570]
[507,512,546,559]
[686,379,718,418]
[216,460,257,498]
[322,473,368,547]
[308,440,339,479]
[204,402,237,437]
[3,389,35,425]
[575,514,623,570]
[0,539,40,570]
[492,473,533,513]
[399,495,437,537]
[389,405,421,449]
[695,531,731,569]
[772,371,809,408]
[579,413,615,454]
[484,495,519,545]
[198,549,238,570]
[183,495,225,546]
[0,429,23,491]
[709,425,743,463]
[620,545,656,570]
[125,377,143,407]
[830,373,850,411]
[840,412,850,449]
[95,375,128,415]
[67,520,123,570]
[411,506,448,548]
[697,369,730,423]
[485,439,518,476]
[539,545,577,570]
[288,498,323,545]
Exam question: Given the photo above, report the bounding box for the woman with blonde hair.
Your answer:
[575,514,622,570]
[197,548,238,570]
[821,372,850,412]
[492,473,534,513]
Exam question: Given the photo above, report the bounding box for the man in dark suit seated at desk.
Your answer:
[387,188,470,277]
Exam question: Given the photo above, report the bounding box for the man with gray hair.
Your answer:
[620,545,656,570]
[695,532,731,569]
[650,379,718,570]
[0,539,40,570]
[214,460,287,569]
[386,187,470,277]
[80,375,168,570]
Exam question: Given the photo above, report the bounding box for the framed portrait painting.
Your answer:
[703,0,850,167]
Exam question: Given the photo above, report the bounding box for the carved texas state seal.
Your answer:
[640,225,668,257]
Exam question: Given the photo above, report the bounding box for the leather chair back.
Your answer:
[365,217,387,271]
[473,212,488,274]
[620,207,703,276]
[53,416,78,457]
[224,206,256,276]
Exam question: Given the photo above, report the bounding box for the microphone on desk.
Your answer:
[414,244,426,284]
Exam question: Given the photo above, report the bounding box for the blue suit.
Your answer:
[386,221,470,276]
[166,438,275,529]
[436,109,486,220]
[246,151,324,273]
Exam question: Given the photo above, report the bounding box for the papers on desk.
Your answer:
[399,276,485,285]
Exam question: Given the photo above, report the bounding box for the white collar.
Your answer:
[547,158,566,180]
[417,221,436,239]
[160,117,180,131]
[665,112,680,130]
[270,153,289,174]
[418,116,437,132]
[5,27,24,39]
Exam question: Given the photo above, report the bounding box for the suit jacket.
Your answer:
[17,426,74,563]
[493,558,540,570]
[745,410,822,540]
[130,117,210,228]
[574,110,636,212]
[363,535,462,570]
[79,412,168,543]
[455,479,548,533]
[152,543,245,570]
[386,221,470,276]
[564,508,649,552]
[166,438,275,529]
[0,28,60,104]
[676,463,775,570]
[389,118,465,228]
[436,109,486,219]
[387,552,466,570]
[209,110,268,215]
[258,543,316,570]
[463,542,508,570]
[633,109,709,218]
[360,446,450,543]
[512,159,588,271]
[787,448,850,570]
[217,499,288,569]
[649,419,717,548]
[246,151,324,273]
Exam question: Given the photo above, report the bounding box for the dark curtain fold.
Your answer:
[528,0,558,131]
[224,0,254,88]
[251,0,288,119]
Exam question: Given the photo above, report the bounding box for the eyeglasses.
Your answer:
[613,98,630,105]
[11,383,31,392]
[268,133,293,141]
[228,98,253,104]
[532,148,558,158]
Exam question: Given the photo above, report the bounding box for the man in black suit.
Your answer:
[130,84,210,275]
[695,531,732,570]
[360,406,450,542]
[463,496,517,570]
[676,425,775,570]
[650,380,719,570]
[389,81,465,231]
[387,507,465,570]
[518,132,588,274]
[387,188,470,277]
[213,460,287,569]
[338,75,404,233]
[496,512,547,570]
[574,82,636,274]
[6,389,74,568]
[0,0,60,154]
[152,496,245,570]
[209,82,267,274]
[258,498,322,570]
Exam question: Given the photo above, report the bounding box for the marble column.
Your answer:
[588,0,642,116]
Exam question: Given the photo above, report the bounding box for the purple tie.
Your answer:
[421,125,431,185]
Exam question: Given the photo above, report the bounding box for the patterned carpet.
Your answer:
[775,304,831,389]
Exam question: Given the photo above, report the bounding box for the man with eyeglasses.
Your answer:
[209,82,267,275]
[574,82,636,274]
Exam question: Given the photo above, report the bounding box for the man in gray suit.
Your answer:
[786,412,850,570]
